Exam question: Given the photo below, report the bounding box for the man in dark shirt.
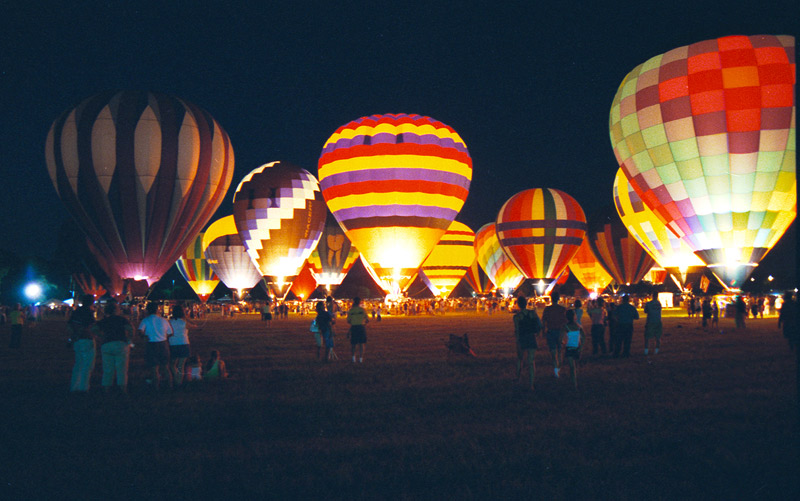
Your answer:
[613,295,639,358]
[542,292,568,377]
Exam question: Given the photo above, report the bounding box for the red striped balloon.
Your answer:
[318,114,472,293]
[587,206,656,286]
[495,188,586,285]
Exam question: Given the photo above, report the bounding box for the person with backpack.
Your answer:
[513,296,541,390]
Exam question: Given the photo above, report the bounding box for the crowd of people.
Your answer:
[1,287,795,395]
[65,294,228,394]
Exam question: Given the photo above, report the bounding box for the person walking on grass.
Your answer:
[643,291,662,356]
[563,309,585,389]
[542,291,568,378]
[95,300,134,393]
[8,303,25,348]
[613,295,639,358]
[346,296,369,363]
[138,302,173,389]
[513,296,541,390]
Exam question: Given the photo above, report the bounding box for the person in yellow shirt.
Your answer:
[346,297,369,363]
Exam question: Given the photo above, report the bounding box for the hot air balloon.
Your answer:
[415,221,476,298]
[474,223,524,294]
[45,91,235,286]
[496,188,587,293]
[463,258,494,296]
[203,216,264,299]
[613,169,707,288]
[73,273,107,299]
[175,232,218,302]
[232,162,326,298]
[587,206,656,287]
[307,211,360,293]
[568,239,613,295]
[289,262,319,302]
[318,114,472,296]
[609,34,796,289]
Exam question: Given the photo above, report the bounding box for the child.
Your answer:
[563,309,585,389]
[186,355,202,381]
[204,350,228,380]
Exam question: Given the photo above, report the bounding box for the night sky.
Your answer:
[1,2,795,279]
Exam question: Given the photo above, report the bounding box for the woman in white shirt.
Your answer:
[168,303,196,386]
[138,302,174,389]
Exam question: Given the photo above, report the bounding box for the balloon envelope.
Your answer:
[568,239,613,294]
[176,232,218,302]
[233,161,327,297]
[474,223,524,291]
[463,257,494,295]
[45,91,235,285]
[587,206,656,286]
[307,211,360,289]
[496,188,587,286]
[613,169,706,287]
[202,216,263,295]
[416,221,476,298]
[318,113,472,293]
[609,34,796,289]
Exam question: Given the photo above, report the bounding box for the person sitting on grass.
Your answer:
[186,355,202,381]
[204,350,228,380]
[563,309,585,389]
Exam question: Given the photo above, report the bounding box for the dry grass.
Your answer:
[0,310,797,499]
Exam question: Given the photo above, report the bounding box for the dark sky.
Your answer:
[1,2,796,270]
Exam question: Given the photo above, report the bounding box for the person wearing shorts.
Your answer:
[563,309,584,389]
[513,297,541,390]
[138,302,174,389]
[542,292,568,378]
[346,297,369,363]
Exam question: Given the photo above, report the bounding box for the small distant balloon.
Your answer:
[176,232,218,303]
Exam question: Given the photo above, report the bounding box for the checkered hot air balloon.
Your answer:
[609,34,796,289]
[474,223,524,293]
[495,188,587,292]
[318,114,472,295]
[176,232,218,302]
[232,162,326,299]
[202,216,263,298]
[45,91,235,285]
[613,169,707,289]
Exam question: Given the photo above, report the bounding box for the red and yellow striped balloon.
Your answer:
[587,206,656,286]
[568,239,613,294]
[474,223,524,291]
[318,114,472,293]
[495,188,586,285]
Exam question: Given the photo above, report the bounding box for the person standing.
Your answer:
[67,295,97,392]
[315,301,335,362]
[587,298,607,355]
[643,292,662,356]
[563,309,585,389]
[613,295,639,358]
[542,291,568,378]
[95,300,134,393]
[8,303,24,348]
[572,299,584,325]
[605,301,617,355]
[169,303,195,387]
[734,296,747,329]
[778,292,797,351]
[346,297,369,363]
[513,297,541,390]
[138,302,173,389]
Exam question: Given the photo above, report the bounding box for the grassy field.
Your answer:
[0,309,797,499]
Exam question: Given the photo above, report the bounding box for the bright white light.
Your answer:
[24,282,42,301]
